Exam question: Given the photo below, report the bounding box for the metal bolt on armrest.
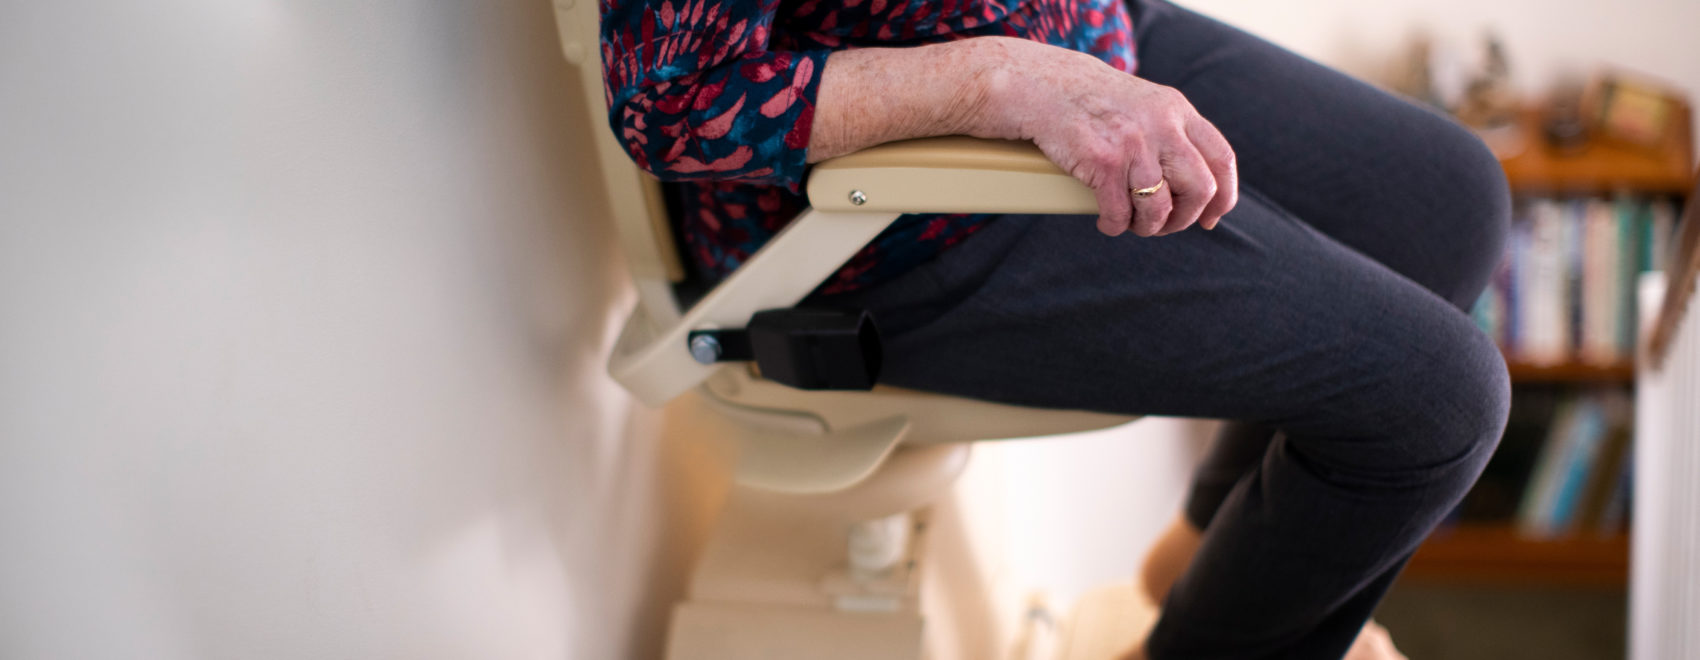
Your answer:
[688,335,721,365]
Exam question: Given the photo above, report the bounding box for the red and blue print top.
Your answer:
[601,0,1136,293]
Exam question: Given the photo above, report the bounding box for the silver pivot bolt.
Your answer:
[848,190,867,206]
[688,334,722,365]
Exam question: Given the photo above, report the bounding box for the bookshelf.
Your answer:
[1403,103,1693,587]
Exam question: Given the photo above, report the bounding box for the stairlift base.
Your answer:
[663,504,933,660]
[663,446,965,660]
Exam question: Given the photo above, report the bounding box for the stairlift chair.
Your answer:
[553,2,1139,657]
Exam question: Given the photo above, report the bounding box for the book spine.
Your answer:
[1615,197,1643,357]
[1518,397,1581,537]
[1550,399,1608,533]
[1523,200,1567,365]
[1565,200,1585,359]
[1506,213,1529,354]
[1648,198,1676,272]
[1581,200,1619,363]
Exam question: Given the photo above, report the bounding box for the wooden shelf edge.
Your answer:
[1404,524,1629,587]
[1499,104,1694,196]
[1505,359,1636,384]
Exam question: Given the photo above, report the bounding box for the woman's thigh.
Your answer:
[836,187,1505,444]
[1128,0,1510,310]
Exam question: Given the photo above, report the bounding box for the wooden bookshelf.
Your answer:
[1405,524,1630,587]
[1491,105,1689,389]
[1505,359,1635,384]
[1400,102,1689,590]
[1499,105,1694,195]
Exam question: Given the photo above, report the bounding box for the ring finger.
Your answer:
[1127,153,1173,237]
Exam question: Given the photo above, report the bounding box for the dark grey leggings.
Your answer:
[810,1,1513,657]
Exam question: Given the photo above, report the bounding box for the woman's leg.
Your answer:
[810,4,1511,654]
[821,178,1507,658]
[1126,0,1512,546]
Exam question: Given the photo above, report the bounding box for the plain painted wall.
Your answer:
[0,1,726,659]
[1186,0,1700,101]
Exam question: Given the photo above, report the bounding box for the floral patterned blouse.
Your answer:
[601,0,1137,294]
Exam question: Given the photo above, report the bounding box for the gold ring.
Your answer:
[1131,179,1166,198]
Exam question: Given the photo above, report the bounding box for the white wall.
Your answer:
[939,419,1212,653]
[0,2,718,659]
[1186,0,1700,102]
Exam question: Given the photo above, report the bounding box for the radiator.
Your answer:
[1632,271,1700,660]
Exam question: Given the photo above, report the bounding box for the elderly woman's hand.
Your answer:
[974,37,1239,237]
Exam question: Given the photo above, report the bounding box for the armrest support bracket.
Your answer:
[609,209,902,407]
[609,137,1096,408]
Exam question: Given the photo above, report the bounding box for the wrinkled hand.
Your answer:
[981,39,1239,237]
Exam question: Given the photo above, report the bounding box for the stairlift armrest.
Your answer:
[609,137,1095,407]
[806,136,1098,215]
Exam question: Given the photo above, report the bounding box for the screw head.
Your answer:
[688,335,721,365]
[848,190,867,206]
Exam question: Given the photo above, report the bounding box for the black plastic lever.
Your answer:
[687,308,882,391]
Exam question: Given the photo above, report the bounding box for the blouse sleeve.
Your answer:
[600,0,831,188]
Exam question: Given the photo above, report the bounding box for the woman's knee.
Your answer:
[1309,297,1510,490]
[1381,306,1511,484]
[1429,316,1511,447]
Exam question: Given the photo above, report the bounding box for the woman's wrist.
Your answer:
[949,37,1030,140]
[952,37,1103,142]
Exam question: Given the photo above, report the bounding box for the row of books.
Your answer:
[1455,388,1633,538]
[1515,391,1633,538]
[1471,196,1680,365]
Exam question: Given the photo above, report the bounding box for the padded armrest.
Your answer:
[807,136,1097,215]
[611,137,1096,407]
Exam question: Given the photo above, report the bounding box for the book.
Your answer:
[1546,396,1609,533]
[1614,197,1645,357]
[1576,394,1633,533]
[1503,211,1530,352]
[1473,237,1513,344]
[1565,200,1586,356]
[1596,442,1635,536]
[1521,200,1570,365]
[1647,197,1677,272]
[1517,397,1584,536]
[1580,199,1620,364]
[1471,286,1499,338]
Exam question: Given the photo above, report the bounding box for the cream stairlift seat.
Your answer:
[554,0,1138,656]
